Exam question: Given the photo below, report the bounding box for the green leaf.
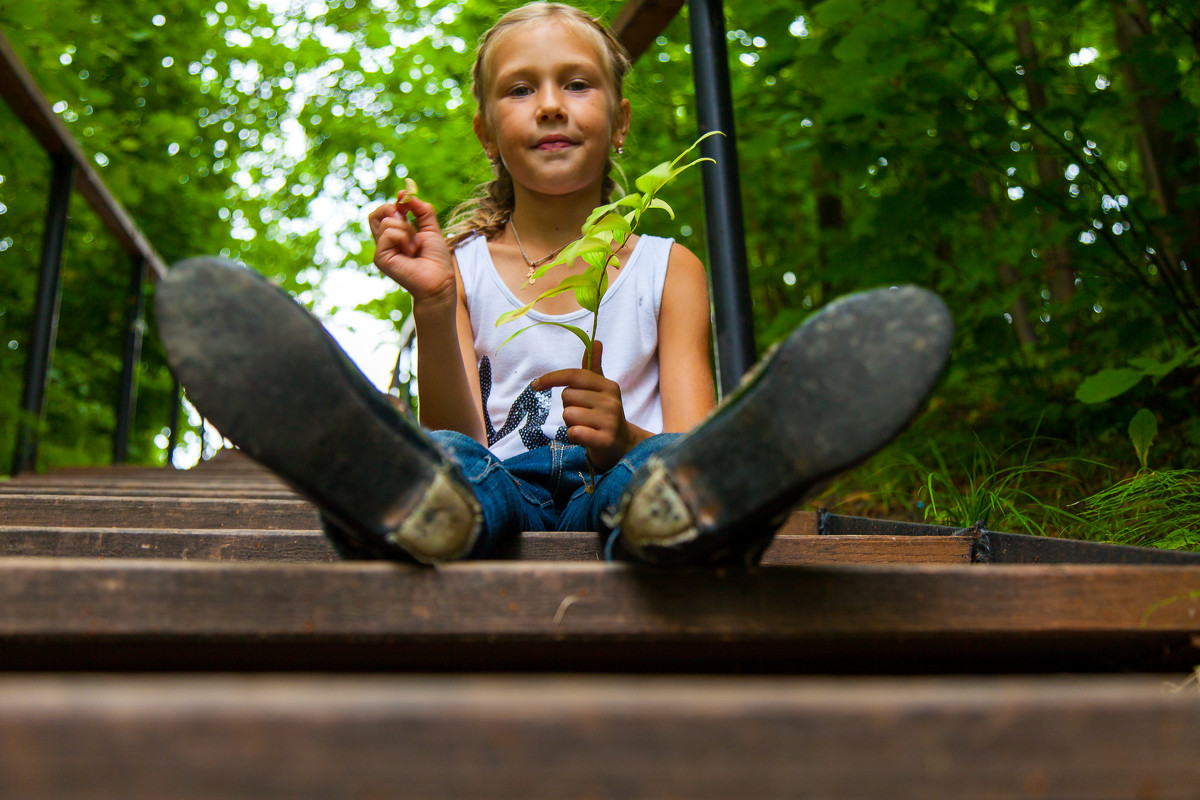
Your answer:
[668,130,723,170]
[589,212,632,239]
[1129,347,1192,381]
[1075,369,1144,404]
[498,320,593,353]
[614,194,645,209]
[496,303,538,327]
[634,161,673,196]
[584,200,622,228]
[574,281,597,312]
[668,156,715,184]
[581,248,611,269]
[1128,408,1158,470]
[648,197,674,219]
[531,236,611,280]
[814,0,866,27]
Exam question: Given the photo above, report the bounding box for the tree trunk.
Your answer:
[810,158,842,302]
[972,173,1038,347]
[1113,0,1200,305]
[1012,3,1076,316]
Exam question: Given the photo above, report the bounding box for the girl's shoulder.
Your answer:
[450,231,489,273]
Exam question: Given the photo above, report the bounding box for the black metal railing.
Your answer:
[0,30,170,474]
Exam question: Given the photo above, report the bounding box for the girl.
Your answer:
[156,4,953,566]
[365,3,717,555]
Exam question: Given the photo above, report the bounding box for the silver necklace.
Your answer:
[509,220,577,284]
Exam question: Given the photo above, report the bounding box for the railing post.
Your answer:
[113,256,149,463]
[166,379,181,469]
[687,0,756,396]
[13,155,75,475]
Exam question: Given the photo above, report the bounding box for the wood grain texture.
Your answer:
[612,0,686,60]
[0,527,972,564]
[0,527,337,562]
[0,495,321,529]
[0,674,1197,799]
[0,485,301,498]
[1,559,1198,671]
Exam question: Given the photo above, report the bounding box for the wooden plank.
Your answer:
[0,528,973,565]
[761,533,971,564]
[0,495,321,529]
[0,484,301,499]
[0,674,1196,799]
[1,560,1198,671]
[0,487,817,531]
[0,527,337,562]
[613,0,686,60]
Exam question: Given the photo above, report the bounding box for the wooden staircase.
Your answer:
[2,450,1199,798]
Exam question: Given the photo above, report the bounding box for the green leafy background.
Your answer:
[3,0,1198,545]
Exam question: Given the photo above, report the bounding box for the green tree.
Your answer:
[4,0,1199,514]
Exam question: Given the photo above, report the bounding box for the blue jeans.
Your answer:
[429,430,682,561]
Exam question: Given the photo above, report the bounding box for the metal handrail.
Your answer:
[1,28,168,473]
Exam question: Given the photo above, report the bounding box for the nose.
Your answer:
[538,87,566,121]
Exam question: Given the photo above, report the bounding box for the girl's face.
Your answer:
[474,18,630,200]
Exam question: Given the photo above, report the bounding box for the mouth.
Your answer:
[534,135,574,151]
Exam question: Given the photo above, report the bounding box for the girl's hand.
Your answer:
[367,189,455,309]
[533,342,648,472]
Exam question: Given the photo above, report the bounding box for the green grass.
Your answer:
[900,435,1097,536]
[1065,469,1200,551]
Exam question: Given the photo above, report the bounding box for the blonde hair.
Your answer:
[444,3,632,249]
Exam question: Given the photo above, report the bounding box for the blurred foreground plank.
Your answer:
[0,673,1196,800]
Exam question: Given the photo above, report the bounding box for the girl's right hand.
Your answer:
[368,192,456,309]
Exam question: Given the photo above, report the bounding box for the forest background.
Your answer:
[2,0,1198,548]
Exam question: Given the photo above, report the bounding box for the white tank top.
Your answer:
[455,233,672,460]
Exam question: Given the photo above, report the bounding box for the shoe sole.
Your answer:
[619,285,953,563]
[155,257,480,564]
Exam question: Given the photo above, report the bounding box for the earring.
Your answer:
[615,143,625,156]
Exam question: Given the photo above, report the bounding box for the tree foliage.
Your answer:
[2,0,1198,522]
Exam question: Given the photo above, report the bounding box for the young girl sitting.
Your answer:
[156,2,953,566]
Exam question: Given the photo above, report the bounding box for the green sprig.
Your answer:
[495,132,721,367]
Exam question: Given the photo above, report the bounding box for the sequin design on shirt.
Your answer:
[479,356,569,451]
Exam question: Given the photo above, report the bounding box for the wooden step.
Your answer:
[0,526,974,564]
[0,484,301,498]
[0,673,1195,799]
[1,559,1197,672]
[0,493,825,532]
[0,494,321,529]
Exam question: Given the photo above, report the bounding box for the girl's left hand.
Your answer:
[533,342,647,472]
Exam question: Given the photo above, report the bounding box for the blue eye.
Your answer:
[509,85,532,97]
[567,80,589,91]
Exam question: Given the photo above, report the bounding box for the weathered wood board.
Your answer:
[0,674,1196,800]
[1,559,1197,672]
[0,527,973,564]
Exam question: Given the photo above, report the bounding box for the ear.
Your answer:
[473,113,496,160]
[611,98,632,148]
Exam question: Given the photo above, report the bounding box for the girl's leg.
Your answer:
[554,435,683,559]
[429,431,556,558]
[612,286,955,566]
[155,257,481,565]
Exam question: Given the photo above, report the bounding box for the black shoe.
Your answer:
[614,285,953,565]
[155,257,481,565]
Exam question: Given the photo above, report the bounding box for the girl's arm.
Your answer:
[411,265,486,441]
[368,194,485,443]
[657,242,717,431]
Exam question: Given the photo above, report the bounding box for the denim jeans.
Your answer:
[429,430,682,561]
